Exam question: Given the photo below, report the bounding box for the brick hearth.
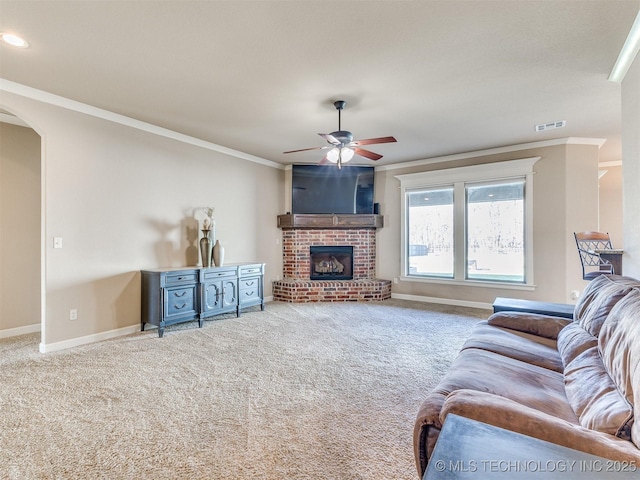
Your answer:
[273,220,391,302]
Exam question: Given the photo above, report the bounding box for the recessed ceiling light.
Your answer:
[0,33,29,48]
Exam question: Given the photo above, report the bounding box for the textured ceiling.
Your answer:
[1,0,638,167]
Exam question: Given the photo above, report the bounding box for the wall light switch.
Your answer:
[53,237,63,249]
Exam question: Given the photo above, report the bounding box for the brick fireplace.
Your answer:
[273,214,392,302]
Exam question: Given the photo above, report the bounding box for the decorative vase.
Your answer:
[213,239,224,267]
[199,230,213,267]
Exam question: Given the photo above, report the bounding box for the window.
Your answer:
[396,158,538,288]
[465,180,524,282]
[407,187,454,278]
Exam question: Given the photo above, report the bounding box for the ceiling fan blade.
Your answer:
[318,133,340,144]
[283,146,323,154]
[351,136,397,146]
[354,148,383,161]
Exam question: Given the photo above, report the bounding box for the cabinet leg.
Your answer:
[158,327,164,338]
[261,303,265,311]
[141,321,145,332]
[198,318,204,328]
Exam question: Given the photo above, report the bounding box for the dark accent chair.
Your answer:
[574,231,614,280]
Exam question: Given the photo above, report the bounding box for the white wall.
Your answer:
[621,53,640,278]
[0,91,284,350]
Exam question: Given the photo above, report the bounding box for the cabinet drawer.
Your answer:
[239,277,260,289]
[201,268,237,281]
[165,272,198,285]
[240,286,260,302]
[240,265,263,276]
[164,286,197,318]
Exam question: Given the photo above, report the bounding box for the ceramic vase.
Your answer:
[213,239,224,267]
[199,230,213,267]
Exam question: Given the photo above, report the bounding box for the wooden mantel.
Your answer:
[277,214,384,229]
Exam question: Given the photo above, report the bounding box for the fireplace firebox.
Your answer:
[310,246,354,280]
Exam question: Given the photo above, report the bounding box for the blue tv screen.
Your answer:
[291,164,375,214]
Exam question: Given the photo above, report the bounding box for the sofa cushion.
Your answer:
[564,345,633,440]
[462,321,563,372]
[557,322,598,368]
[573,275,639,337]
[431,347,578,423]
[487,311,571,339]
[597,288,640,448]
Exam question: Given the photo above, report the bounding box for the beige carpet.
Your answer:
[0,299,487,480]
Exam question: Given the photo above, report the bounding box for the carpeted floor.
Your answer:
[0,299,488,480]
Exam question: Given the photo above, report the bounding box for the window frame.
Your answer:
[395,157,539,290]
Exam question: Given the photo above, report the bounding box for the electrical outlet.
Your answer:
[69,309,78,321]
[393,277,399,284]
[54,237,63,249]
[570,290,580,300]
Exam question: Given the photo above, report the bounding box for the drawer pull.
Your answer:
[245,281,255,286]
[174,303,187,310]
[174,291,187,297]
[245,290,254,296]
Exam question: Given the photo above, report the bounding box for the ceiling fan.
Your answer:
[283,100,397,169]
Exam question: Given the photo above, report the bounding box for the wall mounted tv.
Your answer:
[291,164,375,214]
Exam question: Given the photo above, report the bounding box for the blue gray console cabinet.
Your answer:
[141,263,265,337]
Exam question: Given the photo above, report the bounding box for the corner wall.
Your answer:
[599,165,623,247]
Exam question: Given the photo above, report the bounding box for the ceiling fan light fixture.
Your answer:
[340,147,354,163]
[283,99,396,166]
[326,147,340,163]
[326,147,354,164]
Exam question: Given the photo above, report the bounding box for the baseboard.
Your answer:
[39,299,276,353]
[39,324,141,354]
[391,293,493,310]
[0,323,41,339]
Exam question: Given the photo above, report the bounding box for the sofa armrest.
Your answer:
[441,389,640,462]
[487,311,572,339]
[414,392,448,477]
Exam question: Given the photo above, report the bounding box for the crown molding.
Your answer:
[609,10,640,83]
[599,160,623,168]
[375,137,606,172]
[0,78,284,170]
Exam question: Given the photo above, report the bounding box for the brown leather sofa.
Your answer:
[414,274,640,478]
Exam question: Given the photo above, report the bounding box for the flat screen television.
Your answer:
[291,164,375,214]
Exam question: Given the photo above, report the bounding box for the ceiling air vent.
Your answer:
[535,120,566,132]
